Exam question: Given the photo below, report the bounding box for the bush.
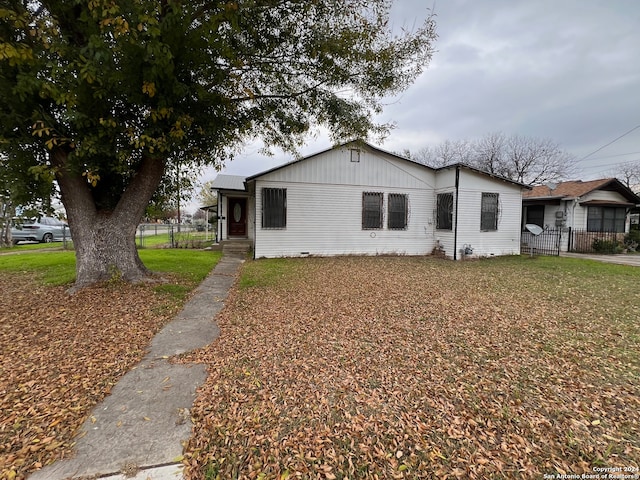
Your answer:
[592,238,624,254]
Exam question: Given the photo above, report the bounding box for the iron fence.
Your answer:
[568,229,626,254]
[521,228,562,256]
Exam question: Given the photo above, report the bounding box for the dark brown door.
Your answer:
[228,198,247,237]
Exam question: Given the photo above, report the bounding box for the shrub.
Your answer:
[592,238,623,254]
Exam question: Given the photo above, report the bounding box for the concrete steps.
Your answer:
[221,240,252,255]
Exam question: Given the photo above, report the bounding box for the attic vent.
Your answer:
[350,149,361,163]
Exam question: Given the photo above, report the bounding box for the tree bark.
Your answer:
[53,150,166,290]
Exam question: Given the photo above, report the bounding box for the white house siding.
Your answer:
[252,147,436,258]
[455,170,523,258]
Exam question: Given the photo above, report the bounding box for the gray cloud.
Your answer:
[209,0,640,196]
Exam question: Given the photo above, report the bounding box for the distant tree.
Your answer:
[0,0,436,288]
[413,139,473,168]
[197,180,218,209]
[499,134,577,185]
[610,161,640,193]
[410,133,577,185]
[145,160,199,222]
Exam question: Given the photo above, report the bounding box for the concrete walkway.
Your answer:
[30,251,246,480]
[560,251,640,267]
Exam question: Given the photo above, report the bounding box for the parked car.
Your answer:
[11,217,71,244]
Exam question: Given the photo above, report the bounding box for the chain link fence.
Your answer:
[136,223,217,249]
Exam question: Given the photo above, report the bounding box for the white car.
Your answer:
[11,217,72,244]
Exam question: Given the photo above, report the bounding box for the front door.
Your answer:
[228,197,247,237]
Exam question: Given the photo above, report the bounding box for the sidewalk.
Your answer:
[560,251,640,267]
[30,251,246,480]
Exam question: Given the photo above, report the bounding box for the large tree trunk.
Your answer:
[53,150,166,290]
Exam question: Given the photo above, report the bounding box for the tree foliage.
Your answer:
[197,179,218,209]
[412,132,577,185]
[0,0,436,285]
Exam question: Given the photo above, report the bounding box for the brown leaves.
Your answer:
[181,256,640,479]
[0,274,179,480]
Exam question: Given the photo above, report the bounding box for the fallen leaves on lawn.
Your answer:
[0,274,183,480]
[180,256,640,479]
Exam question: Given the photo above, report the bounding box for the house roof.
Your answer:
[524,178,640,204]
[211,174,246,191]
[435,163,531,189]
[211,142,534,191]
[245,141,530,189]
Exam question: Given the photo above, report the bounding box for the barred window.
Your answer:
[362,192,383,229]
[388,194,408,229]
[262,188,286,228]
[481,192,499,231]
[436,193,453,230]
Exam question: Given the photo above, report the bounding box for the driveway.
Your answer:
[560,251,640,266]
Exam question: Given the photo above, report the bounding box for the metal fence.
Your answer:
[521,228,631,255]
[568,229,626,254]
[136,223,216,249]
[521,228,562,256]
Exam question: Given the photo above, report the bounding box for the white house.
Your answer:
[522,178,640,252]
[212,142,529,259]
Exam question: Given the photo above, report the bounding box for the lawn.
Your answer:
[180,255,640,479]
[0,249,222,480]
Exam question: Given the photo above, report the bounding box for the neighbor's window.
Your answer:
[436,192,453,230]
[587,206,626,232]
[262,188,286,228]
[481,192,499,231]
[350,149,361,163]
[388,194,408,229]
[362,192,383,229]
[525,205,545,229]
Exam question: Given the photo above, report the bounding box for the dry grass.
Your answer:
[181,256,640,479]
[0,268,209,480]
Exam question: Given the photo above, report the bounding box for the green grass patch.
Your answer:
[0,251,76,285]
[238,258,303,289]
[3,241,74,251]
[140,249,221,284]
[0,249,221,287]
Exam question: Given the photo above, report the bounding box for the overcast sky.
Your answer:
[191,0,640,208]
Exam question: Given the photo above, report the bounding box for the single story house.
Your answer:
[212,141,530,259]
[522,178,640,252]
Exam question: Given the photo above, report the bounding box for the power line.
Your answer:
[581,158,640,175]
[583,150,640,161]
[578,124,640,163]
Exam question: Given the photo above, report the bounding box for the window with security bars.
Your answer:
[262,188,286,228]
[388,194,408,229]
[362,192,383,229]
[436,193,453,230]
[481,192,499,231]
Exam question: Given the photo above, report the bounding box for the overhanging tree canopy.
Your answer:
[0,0,436,288]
